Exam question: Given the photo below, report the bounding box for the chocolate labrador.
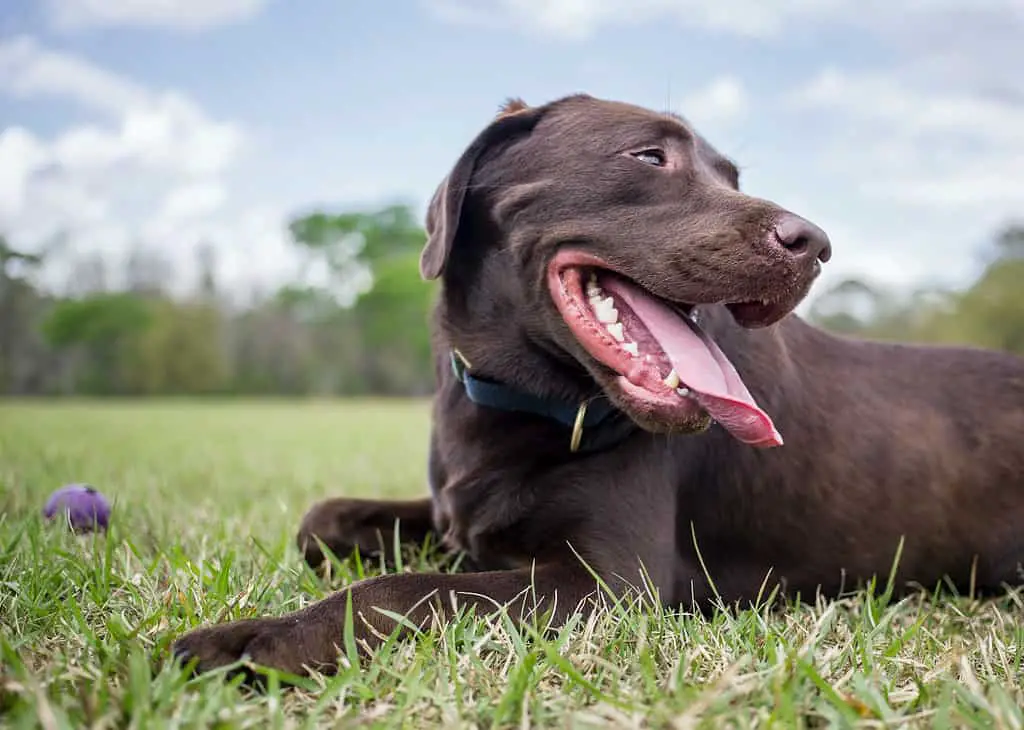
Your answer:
[172,94,1024,677]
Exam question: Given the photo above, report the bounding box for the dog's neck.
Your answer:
[446,347,637,454]
[431,266,638,455]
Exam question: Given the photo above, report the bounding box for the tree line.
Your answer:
[1,207,1021,398]
[808,224,1024,354]
[0,204,434,397]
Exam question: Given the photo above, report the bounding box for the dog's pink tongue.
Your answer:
[607,282,783,448]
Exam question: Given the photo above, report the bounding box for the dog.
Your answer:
[172,93,1024,678]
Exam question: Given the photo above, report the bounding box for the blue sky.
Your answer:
[2,0,1022,307]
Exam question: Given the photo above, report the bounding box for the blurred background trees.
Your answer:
[0,213,1021,398]
[807,223,1024,352]
[0,204,436,398]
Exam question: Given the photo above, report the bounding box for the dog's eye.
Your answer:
[631,148,667,167]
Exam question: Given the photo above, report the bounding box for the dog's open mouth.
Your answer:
[548,252,784,448]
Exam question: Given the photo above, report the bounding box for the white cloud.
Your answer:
[772,62,1024,298]
[128,204,306,301]
[679,76,748,126]
[0,37,243,179]
[0,35,146,114]
[44,0,269,31]
[156,181,229,223]
[793,68,1024,147]
[0,36,256,297]
[864,167,1024,209]
[422,0,836,39]
[422,0,1020,40]
[789,67,1024,210]
[0,127,50,221]
[40,99,241,178]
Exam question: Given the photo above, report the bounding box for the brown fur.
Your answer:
[172,94,1024,679]
[498,97,530,116]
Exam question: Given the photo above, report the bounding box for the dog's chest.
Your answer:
[432,469,540,570]
[432,437,592,571]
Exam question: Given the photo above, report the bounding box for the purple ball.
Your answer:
[43,483,111,533]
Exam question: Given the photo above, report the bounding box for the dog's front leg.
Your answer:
[296,497,439,569]
[171,563,606,677]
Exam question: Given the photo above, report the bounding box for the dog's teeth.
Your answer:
[623,342,639,357]
[663,369,680,388]
[606,322,625,342]
[594,297,618,324]
[586,283,601,298]
[676,386,691,397]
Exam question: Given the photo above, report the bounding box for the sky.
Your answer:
[2,0,1023,307]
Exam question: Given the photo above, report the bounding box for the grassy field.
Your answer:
[1,400,1023,728]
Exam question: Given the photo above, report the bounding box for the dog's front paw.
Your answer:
[172,617,325,678]
[296,498,396,569]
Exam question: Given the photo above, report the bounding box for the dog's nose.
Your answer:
[773,213,832,263]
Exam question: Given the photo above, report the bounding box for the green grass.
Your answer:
[1,400,1023,728]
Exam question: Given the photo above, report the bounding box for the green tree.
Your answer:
[808,223,1024,355]
[0,236,47,393]
[41,293,154,394]
[930,226,1024,354]
[285,203,436,395]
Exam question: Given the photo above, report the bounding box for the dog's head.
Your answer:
[423,94,831,448]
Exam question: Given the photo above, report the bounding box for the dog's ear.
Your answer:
[420,98,541,280]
